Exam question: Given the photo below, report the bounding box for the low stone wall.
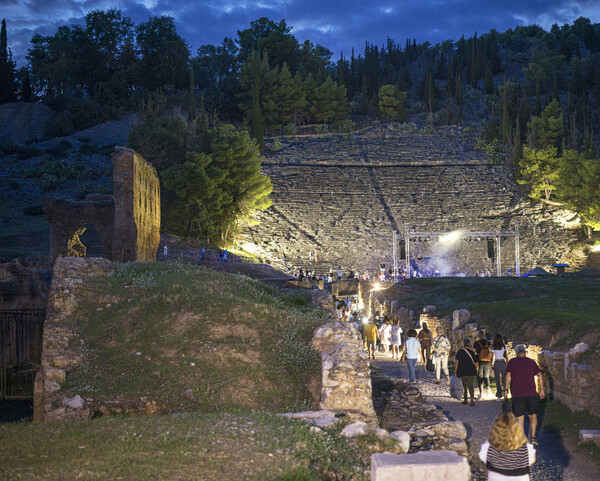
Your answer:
[539,343,600,416]
[312,321,378,425]
[33,257,113,421]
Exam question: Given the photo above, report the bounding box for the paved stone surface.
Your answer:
[372,450,470,481]
[372,353,600,480]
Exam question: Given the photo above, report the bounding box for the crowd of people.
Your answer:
[336,306,544,478]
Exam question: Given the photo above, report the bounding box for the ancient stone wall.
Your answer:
[539,342,600,416]
[241,125,582,276]
[112,147,161,262]
[311,320,378,425]
[33,257,113,421]
[45,195,115,260]
[44,147,160,263]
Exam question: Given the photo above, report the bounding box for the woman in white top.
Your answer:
[379,316,392,357]
[479,412,535,480]
[491,333,508,401]
[389,319,403,360]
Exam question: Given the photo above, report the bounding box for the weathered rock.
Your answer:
[429,421,468,440]
[63,395,85,410]
[371,451,470,481]
[312,322,377,425]
[452,310,470,330]
[423,305,437,313]
[389,430,411,453]
[579,430,600,444]
[341,421,370,437]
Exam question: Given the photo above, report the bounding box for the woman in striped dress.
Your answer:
[479,412,536,480]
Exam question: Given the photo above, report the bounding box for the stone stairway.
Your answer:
[242,124,580,275]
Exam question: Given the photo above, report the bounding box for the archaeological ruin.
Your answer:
[44,147,160,263]
[241,124,582,275]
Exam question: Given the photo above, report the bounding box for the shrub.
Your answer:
[474,138,506,165]
[79,143,99,155]
[272,138,283,151]
[23,204,44,216]
[421,124,435,134]
[315,124,329,135]
[338,119,356,133]
[283,123,298,136]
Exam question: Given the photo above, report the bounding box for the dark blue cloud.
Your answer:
[3,0,600,66]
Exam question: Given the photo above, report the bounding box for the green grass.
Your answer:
[387,277,600,344]
[0,411,379,481]
[64,262,327,413]
[540,400,600,462]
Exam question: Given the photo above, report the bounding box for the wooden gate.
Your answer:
[0,310,45,400]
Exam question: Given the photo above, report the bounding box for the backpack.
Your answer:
[478,341,491,361]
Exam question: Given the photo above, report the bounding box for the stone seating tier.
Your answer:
[243,127,580,275]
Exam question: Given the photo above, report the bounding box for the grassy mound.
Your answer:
[0,411,386,480]
[385,276,600,347]
[64,262,326,413]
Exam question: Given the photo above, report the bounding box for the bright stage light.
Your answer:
[591,243,600,253]
[438,230,463,246]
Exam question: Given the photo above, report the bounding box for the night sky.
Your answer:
[3,0,600,66]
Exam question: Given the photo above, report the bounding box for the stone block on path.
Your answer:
[371,450,470,481]
[579,430,600,444]
[452,309,470,330]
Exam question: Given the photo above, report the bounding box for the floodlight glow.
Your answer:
[239,242,259,254]
[438,230,463,246]
[591,244,600,253]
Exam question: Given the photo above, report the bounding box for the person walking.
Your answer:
[379,316,392,357]
[389,319,403,360]
[200,247,205,260]
[455,338,479,406]
[363,318,379,360]
[491,333,508,402]
[479,412,536,480]
[474,329,492,399]
[163,244,168,259]
[418,321,433,368]
[505,345,545,445]
[431,326,451,384]
[404,329,423,384]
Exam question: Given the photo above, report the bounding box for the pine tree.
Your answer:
[188,64,197,121]
[535,78,542,115]
[502,83,510,143]
[484,67,494,95]
[455,73,463,108]
[20,67,32,102]
[513,114,522,177]
[0,19,17,104]
[250,74,264,150]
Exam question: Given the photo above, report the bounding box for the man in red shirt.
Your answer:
[505,344,545,445]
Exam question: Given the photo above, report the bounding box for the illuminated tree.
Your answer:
[518,146,559,201]
[377,84,406,121]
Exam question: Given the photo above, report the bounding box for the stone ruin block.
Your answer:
[44,147,160,263]
[452,309,470,330]
[112,147,160,262]
[371,451,470,481]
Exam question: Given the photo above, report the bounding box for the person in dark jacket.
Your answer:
[455,337,479,406]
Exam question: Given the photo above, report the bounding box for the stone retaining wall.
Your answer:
[33,257,113,421]
[312,321,378,425]
[539,342,600,416]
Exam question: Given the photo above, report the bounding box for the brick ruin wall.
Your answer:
[241,125,582,276]
[44,147,160,263]
[112,147,161,262]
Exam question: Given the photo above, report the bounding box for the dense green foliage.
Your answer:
[128,107,272,243]
[2,11,600,230]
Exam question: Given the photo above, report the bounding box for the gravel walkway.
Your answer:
[372,354,600,480]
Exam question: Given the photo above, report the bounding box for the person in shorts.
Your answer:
[363,318,379,360]
[505,344,545,445]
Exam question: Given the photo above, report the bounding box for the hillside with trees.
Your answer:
[1,9,600,245]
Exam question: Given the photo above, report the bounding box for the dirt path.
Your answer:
[372,354,600,480]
